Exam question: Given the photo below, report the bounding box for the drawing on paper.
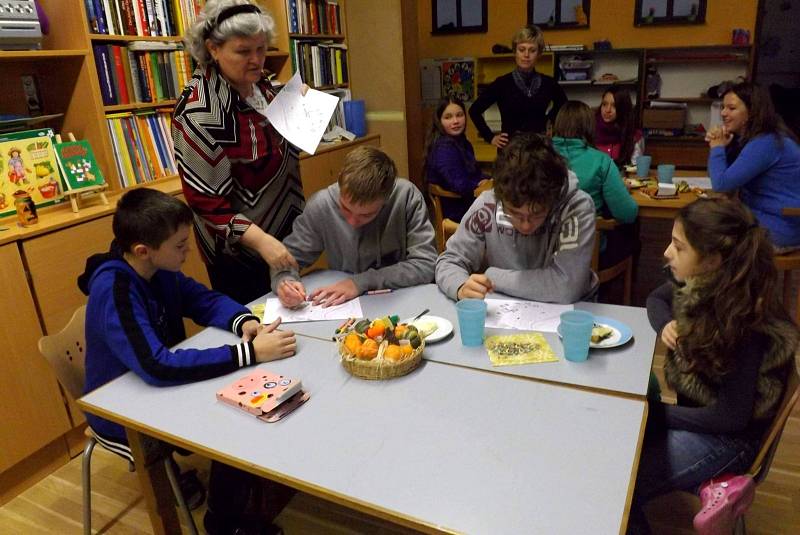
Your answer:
[484,298,573,333]
[262,297,364,324]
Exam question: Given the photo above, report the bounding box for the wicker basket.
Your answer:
[337,338,424,380]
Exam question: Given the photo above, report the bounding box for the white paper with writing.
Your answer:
[265,72,339,154]
[262,297,363,324]
[485,298,574,333]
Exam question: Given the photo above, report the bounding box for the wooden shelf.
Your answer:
[312,83,349,90]
[646,97,715,104]
[104,101,177,113]
[646,135,706,142]
[0,50,88,60]
[646,56,749,64]
[265,51,289,58]
[290,33,345,40]
[90,35,183,42]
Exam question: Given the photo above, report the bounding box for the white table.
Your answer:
[79,314,648,535]
[287,271,657,397]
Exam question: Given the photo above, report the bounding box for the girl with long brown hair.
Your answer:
[706,81,800,250]
[628,197,798,534]
[595,86,644,167]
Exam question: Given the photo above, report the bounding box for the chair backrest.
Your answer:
[38,305,88,400]
[591,217,619,272]
[428,184,460,251]
[473,179,493,197]
[748,360,800,483]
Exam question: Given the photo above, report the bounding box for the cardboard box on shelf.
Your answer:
[643,108,686,129]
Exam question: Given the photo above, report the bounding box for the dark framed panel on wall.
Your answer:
[528,0,590,29]
[634,0,707,26]
[432,0,488,35]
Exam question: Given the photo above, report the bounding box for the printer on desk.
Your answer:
[0,0,43,50]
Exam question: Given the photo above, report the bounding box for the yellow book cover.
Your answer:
[110,117,137,186]
[0,128,64,218]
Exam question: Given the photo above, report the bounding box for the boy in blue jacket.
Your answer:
[79,188,296,534]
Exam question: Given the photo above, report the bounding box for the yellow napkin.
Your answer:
[485,332,558,367]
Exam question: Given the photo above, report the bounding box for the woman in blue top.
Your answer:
[424,97,488,221]
[706,81,800,250]
[552,101,639,269]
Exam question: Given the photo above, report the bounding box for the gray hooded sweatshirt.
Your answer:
[435,173,598,303]
[271,179,437,292]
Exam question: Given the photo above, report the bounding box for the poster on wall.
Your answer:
[441,59,475,102]
[420,57,475,104]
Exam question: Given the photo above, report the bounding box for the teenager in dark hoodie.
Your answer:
[79,188,296,534]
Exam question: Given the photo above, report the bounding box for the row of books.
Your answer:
[287,0,342,35]
[84,0,202,36]
[93,42,193,106]
[106,111,177,186]
[291,40,348,88]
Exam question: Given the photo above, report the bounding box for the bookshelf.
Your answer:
[283,0,350,90]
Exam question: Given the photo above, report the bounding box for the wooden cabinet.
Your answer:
[298,134,381,198]
[0,244,71,473]
[23,215,115,336]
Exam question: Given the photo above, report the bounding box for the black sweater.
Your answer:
[468,71,566,143]
[646,282,766,437]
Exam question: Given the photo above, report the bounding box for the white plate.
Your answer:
[403,315,454,343]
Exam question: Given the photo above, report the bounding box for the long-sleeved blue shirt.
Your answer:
[426,135,486,221]
[708,133,800,247]
[81,250,259,441]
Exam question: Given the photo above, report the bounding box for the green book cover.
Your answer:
[54,140,106,192]
[0,128,63,218]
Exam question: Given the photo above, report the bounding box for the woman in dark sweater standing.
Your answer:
[628,197,798,534]
[468,25,566,149]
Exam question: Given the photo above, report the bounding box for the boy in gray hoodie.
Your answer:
[436,133,598,303]
[273,146,437,307]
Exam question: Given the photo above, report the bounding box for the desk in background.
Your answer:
[80,322,647,535]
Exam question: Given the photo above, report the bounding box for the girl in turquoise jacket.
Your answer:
[552,101,639,269]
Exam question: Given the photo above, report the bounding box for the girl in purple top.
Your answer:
[706,81,800,249]
[424,97,488,221]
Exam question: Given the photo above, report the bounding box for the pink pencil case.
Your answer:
[216,369,309,423]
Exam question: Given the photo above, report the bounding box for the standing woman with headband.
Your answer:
[174,2,298,532]
[469,25,566,149]
[174,0,305,306]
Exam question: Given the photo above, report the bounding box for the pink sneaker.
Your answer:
[693,474,755,535]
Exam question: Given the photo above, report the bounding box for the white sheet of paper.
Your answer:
[264,72,339,154]
[262,297,363,324]
[672,176,712,190]
[485,299,574,333]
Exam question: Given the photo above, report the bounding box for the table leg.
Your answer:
[126,428,182,535]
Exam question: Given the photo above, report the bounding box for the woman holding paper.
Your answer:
[173,0,305,305]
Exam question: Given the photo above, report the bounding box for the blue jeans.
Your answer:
[626,425,758,534]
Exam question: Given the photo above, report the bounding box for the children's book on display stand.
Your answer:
[53,133,109,213]
[0,127,64,218]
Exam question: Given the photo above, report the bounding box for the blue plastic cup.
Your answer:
[343,100,366,137]
[636,155,652,178]
[456,299,487,346]
[657,164,676,184]
[559,310,594,362]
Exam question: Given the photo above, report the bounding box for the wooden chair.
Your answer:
[473,179,493,197]
[428,184,460,251]
[592,217,634,305]
[704,361,800,535]
[774,208,800,324]
[38,306,198,535]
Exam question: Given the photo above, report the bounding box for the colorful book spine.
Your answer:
[84,0,99,33]
[93,44,116,105]
[111,45,131,104]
